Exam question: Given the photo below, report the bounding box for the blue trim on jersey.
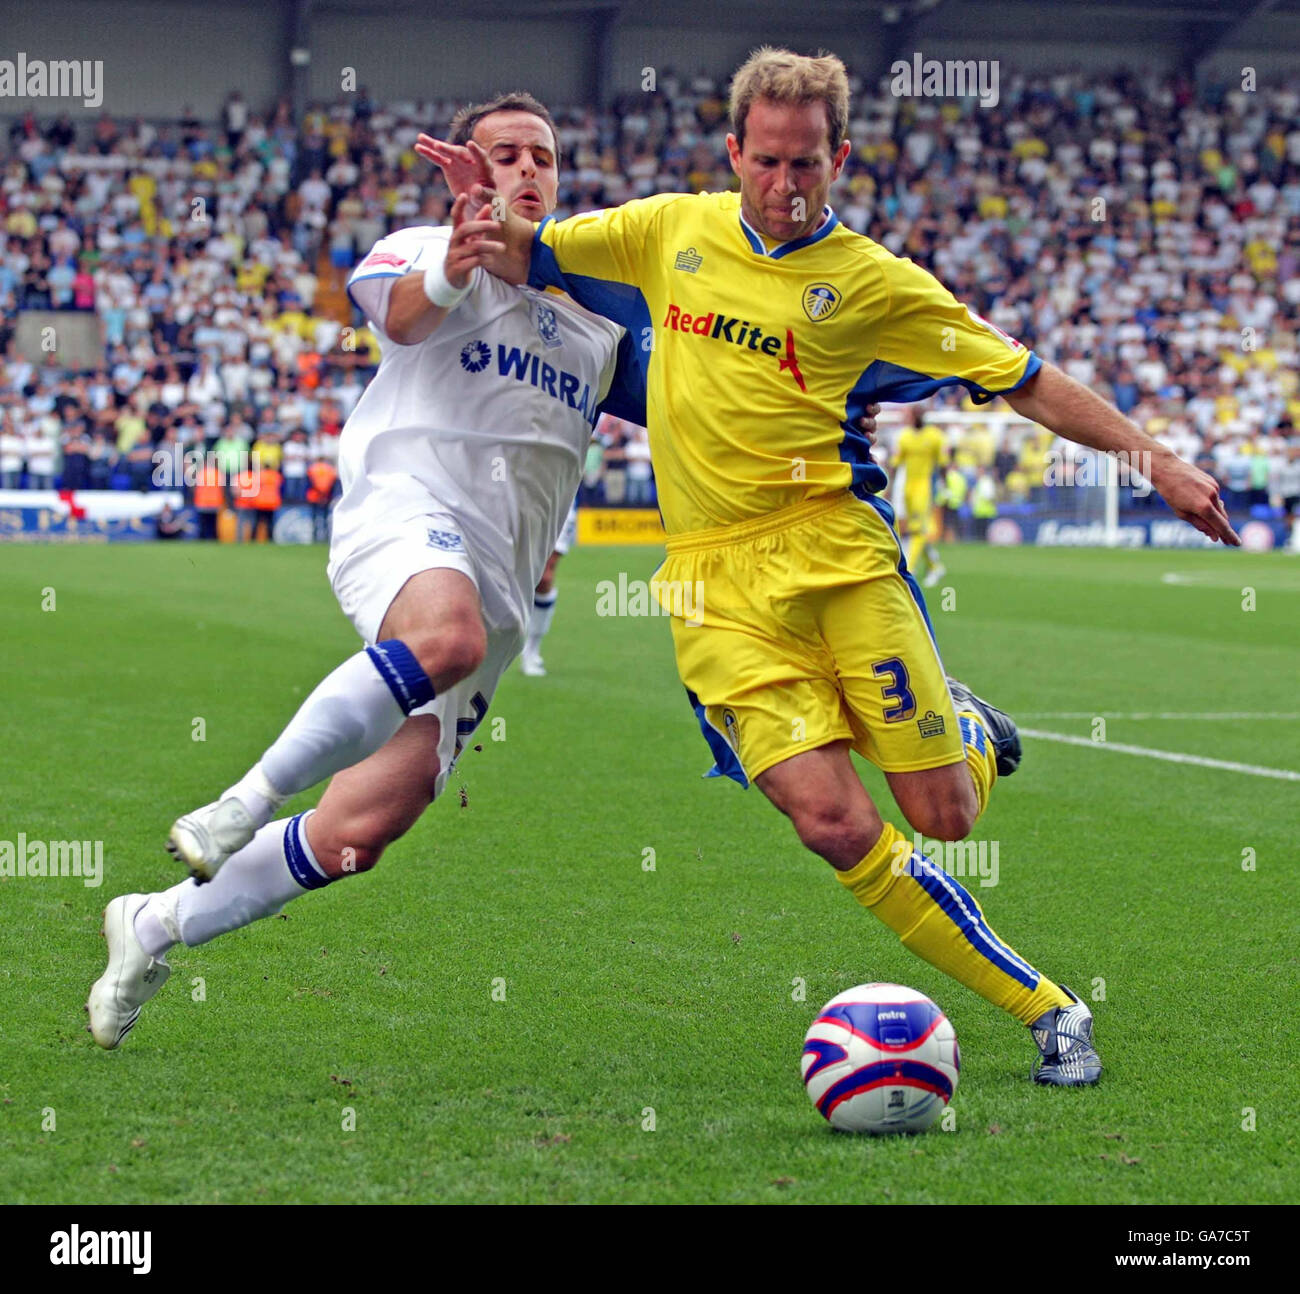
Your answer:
[738,214,765,255]
[597,327,649,427]
[848,350,1042,409]
[346,241,429,317]
[686,686,749,788]
[737,206,839,259]
[284,813,331,891]
[345,270,404,317]
[835,417,890,495]
[905,852,1039,990]
[366,640,436,715]
[770,207,840,259]
[530,222,651,426]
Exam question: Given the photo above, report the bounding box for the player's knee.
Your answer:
[404,619,486,689]
[789,801,874,868]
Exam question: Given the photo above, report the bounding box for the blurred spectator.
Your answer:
[971,467,999,539]
[281,427,310,503]
[306,452,338,542]
[623,425,655,505]
[1,413,25,488]
[156,502,186,540]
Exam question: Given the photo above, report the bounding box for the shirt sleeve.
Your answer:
[859,256,1040,405]
[527,194,681,328]
[347,225,463,339]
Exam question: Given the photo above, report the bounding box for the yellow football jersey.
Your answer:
[531,191,1038,535]
[895,424,948,497]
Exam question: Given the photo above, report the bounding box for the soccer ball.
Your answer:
[801,983,959,1134]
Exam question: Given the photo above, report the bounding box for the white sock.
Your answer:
[925,544,942,567]
[525,589,558,655]
[134,813,331,954]
[233,642,434,818]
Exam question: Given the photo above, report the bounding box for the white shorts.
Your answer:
[327,476,524,799]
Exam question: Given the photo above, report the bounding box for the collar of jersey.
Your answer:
[738,205,839,259]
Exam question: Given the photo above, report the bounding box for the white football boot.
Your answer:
[922,562,947,588]
[87,894,174,1049]
[519,648,547,677]
[167,795,257,881]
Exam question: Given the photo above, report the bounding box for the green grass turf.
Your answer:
[1,541,1296,1204]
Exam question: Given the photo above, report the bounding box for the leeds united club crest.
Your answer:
[802,282,842,322]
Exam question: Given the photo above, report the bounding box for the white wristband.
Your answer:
[423,260,471,310]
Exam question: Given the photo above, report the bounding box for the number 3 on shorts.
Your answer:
[872,657,917,723]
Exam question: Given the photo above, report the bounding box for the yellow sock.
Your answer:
[958,711,997,820]
[907,529,926,575]
[837,823,1071,1025]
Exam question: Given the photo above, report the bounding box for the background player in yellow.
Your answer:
[420,48,1239,1087]
[894,407,948,587]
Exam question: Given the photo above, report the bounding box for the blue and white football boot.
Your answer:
[1030,985,1102,1086]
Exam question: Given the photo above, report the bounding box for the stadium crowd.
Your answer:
[1,66,1298,521]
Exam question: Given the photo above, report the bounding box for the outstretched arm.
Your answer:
[415,134,534,285]
[383,192,505,345]
[1004,360,1239,545]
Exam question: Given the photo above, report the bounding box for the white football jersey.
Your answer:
[341,225,623,629]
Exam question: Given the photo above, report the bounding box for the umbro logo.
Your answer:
[427,529,464,551]
[674,247,703,273]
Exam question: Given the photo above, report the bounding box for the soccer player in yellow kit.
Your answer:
[421,49,1238,1086]
[894,408,949,587]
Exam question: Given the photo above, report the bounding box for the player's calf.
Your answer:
[886,761,979,842]
[307,713,443,876]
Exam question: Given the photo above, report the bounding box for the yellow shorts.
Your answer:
[903,486,936,541]
[656,490,964,784]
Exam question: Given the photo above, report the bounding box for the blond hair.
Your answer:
[729,47,850,154]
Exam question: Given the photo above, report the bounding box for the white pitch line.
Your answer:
[1021,728,1300,782]
[1021,712,1300,721]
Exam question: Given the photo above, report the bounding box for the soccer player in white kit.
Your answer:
[518,497,576,676]
[87,95,637,1048]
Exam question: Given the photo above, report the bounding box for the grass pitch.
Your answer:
[1,540,1296,1204]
